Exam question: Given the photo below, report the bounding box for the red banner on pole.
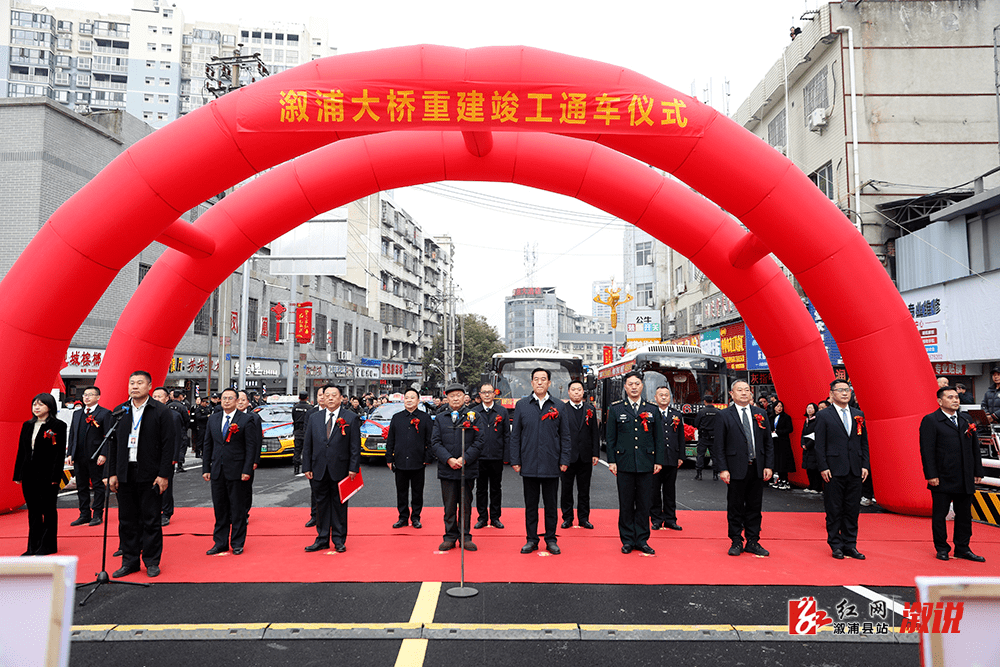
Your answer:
[602,346,613,365]
[295,302,313,344]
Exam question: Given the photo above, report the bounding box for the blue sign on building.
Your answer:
[745,327,769,371]
[360,358,381,367]
[805,301,843,366]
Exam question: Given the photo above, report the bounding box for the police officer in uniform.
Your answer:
[606,371,665,555]
[693,395,720,480]
[291,392,312,476]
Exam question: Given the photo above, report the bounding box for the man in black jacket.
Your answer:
[430,384,484,551]
[650,385,685,531]
[386,388,432,529]
[108,371,175,578]
[168,389,191,473]
[67,385,112,527]
[920,386,985,562]
[981,367,1000,423]
[560,380,599,530]
[291,392,312,476]
[693,396,719,480]
[473,383,509,529]
[152,387,184,527]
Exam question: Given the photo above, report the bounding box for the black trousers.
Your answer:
[823,472,862,551]
[245,468,255,518]
[394,467,425,521]
[806,468,824,492]
[862,470,874,499]
[441,477,475,543]
[560,458,593,522]
[160,471,175,517]
[931,490,974,554]
[311,472,348,547]
[211,477,250,550]
[615,470,653,547]
[117,476,164,568]
[696,438,714,472]
[476,459,504,522]
[22,479,58,555]
[650,463,678,526]
[292,434,304,467]
[726,460,764,545]
[73,455,105,518]
[523,476,559,543]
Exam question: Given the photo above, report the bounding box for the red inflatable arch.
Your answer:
[0,45,936,516]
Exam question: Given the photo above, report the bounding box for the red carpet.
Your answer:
[1,507,996,586]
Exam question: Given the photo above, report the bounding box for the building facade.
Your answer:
[504,286,611,362]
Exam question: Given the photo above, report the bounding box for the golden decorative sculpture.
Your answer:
[594,281,633,329]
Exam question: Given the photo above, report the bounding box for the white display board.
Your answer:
[914,576,1000,667]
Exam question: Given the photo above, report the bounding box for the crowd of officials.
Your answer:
[12,367,995,571]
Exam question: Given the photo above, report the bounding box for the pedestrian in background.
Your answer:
[769,400,794,490]
[800,403,823,494]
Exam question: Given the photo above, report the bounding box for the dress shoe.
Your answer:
[89,517,102,527]
[304,540,330,552]
[160,516,170,526]
[491,520,504,529]
[146,565,160,578]
[728,542,744,556]
[392,520,408,529]
[638,543,655,555]
[438,541,456,551]
[293,464,301,475]
[621,544,634,554]
[579,520,594,529]
[206,545,228,555]
[474,519,488,529]
[560,520,573,529]
[664,522,683,531]
[20,550,36,557]
[545,541,561,555]
[176,465,185,473]
[694,471,702,480]
[843,548,866,560]
[463,540,477,551]
[744,542,770,557]
[334,544,346,553]
[112,565,139,578]
[520,541,539,554]
[71,515,91,526]
[412,520,422,529]
[831,549,845,560]
[936,551,950,561]
[232,547,243,555]
[954,549,986,563]
[305,517,317,528]
[113,549,123,557]
[651,522,663,531]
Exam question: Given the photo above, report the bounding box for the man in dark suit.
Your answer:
[302,384,361,552]
[510,368,572,555]
[386,388,432,529]
[237,390,263,522]
[430,383,485,551]
[815,379,870,560]
[473,383,509,529]
[303,387,326,528]
[713,379,773,557]
[919,386,986,562]
[606,371,664,554]
[651,385,685,531]
[560,380,600,529]
[151,387,183,527]
[108,370,175,578]
[67,385,112,527]
[201,387,259,555]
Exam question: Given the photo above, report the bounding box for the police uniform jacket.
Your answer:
[658,407,685,465]
[430,409,484,480]
[605,400,665,473]
[565,401,600,464]
[473,402,510,461]
[67,404,112,460]
[201,410,260,480]
[291,400,311,439]
[712,403,773,481]
[509,395,572,478]
[693,405,719,442]
[108,399,175,483]
[386,408,432,470]
[302,408,361,481]
[814,405,869,477]
[166,399,191,453]
[919,409,984,495]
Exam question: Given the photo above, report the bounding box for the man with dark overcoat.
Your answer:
[386,388,432,529]
[67,385,112,527]
[430,384,484,551]
[560,380,600,529]
[473,383,509,530]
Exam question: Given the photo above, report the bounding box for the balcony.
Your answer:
[93,45,129,56]
[92,79,127,91]
[9,73,50,84]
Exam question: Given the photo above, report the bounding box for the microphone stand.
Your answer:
[77,405,149,606]
[446,418,478,599]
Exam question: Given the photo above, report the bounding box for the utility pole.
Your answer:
[443,270,455,384]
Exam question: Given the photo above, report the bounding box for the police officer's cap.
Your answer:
[444,382,466,395]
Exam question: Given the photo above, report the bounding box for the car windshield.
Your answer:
[369,403,406,422]
[255,405,292,423]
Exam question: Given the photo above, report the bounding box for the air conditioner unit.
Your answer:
[675,284,686,296]
[667,311,676,323]
[807,107,828,132]
[337,350,351,361]
[667,325,677,335]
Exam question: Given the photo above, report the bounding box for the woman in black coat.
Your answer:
[769,400,795,490]
[800,402,823,493]
[12,393,67,556]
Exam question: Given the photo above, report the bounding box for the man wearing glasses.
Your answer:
[473,383,509,529]
[814,379,870,560]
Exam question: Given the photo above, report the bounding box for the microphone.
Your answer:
[112,402,130,417]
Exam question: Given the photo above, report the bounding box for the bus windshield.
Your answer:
[494,360,579,402]
[639,369,724,406]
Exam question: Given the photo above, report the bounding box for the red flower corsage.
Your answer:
[638,412,652,432]
[753,413,765,428]
[672,415,680,429]
[461,420,480,432]
[336,418,348,436]
[541,407,560,422]
[85,414,100,429]
[410,416,420,433]
[966,422,977,437]
[225,423,239,443]
[493,413,504,429]
[44,429,57,445]
[854,415,864,436]
[585,408,593,426]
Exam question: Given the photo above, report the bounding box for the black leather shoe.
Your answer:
[206,545,228,555]
[113,549,123,557]
[112,565,138,578]
[474,519,488,529]
[392,520,407,529]
[832,549,845,560]
[520,541,539,554]
[579,520,594,529]
[728,542,743,556]
[160,516,170,526]
[463,541,477,551]
[664,522,683,531]
[491,520,504,529]
[304,541,329,552]
[88,517,102,527]
[305,518,317,528]
[412,520,422,529]
[936,551,950,561]
[638,543,655,555]
[560,520,573,529]
[621,544,634,554]
[651,523,663,531]
[744,542,770,557]
[545,541,561,555]
[146,565,160,578]
[176,465,185,473]
[954,550,986,563]
[438,541,456,551]
[71,515,91,526]
[843,548,866,560]
[334,544,346,553]
[232,547,243,555]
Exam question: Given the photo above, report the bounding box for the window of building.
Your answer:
[160,78,170,86]
[144,77,154,85]
[286,50,298,64]
[138,262,151,285]
[767,108,786,149]
[251,31,262,44]
[314,313,326,349]
[245,297,257,342]
[143,111,153,121]
[55,55,70,67]
[635,241,652,266]
[343,322,352,352]
[58,20,72,32]
[149,25,157,33]
[76,74,91,87]
[329,320,338,350]
[79,23,93,35]
[54,90,70,103]
[262,48,272,61]
[78,39,92,52]
[163,27,173,35]
[809,161,834,200]
[55,72,70,86]
[158,94,169,104]
[264,32,272,44]
[802,69,828,123]
[78,57,91,70]
[162,43,171,52]
[364,330,371,357]
[57,38,72,50]
[194,289,218,335]
[223,35,236,46]
[163,8,173,18]
[145,60,154,68]
[275,33,284,43]
[675,265,683,288]
[157,112,168,121]
[76,91,90,104]
[636,282,653,308]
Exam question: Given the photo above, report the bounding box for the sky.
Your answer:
[59,0,819,337]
